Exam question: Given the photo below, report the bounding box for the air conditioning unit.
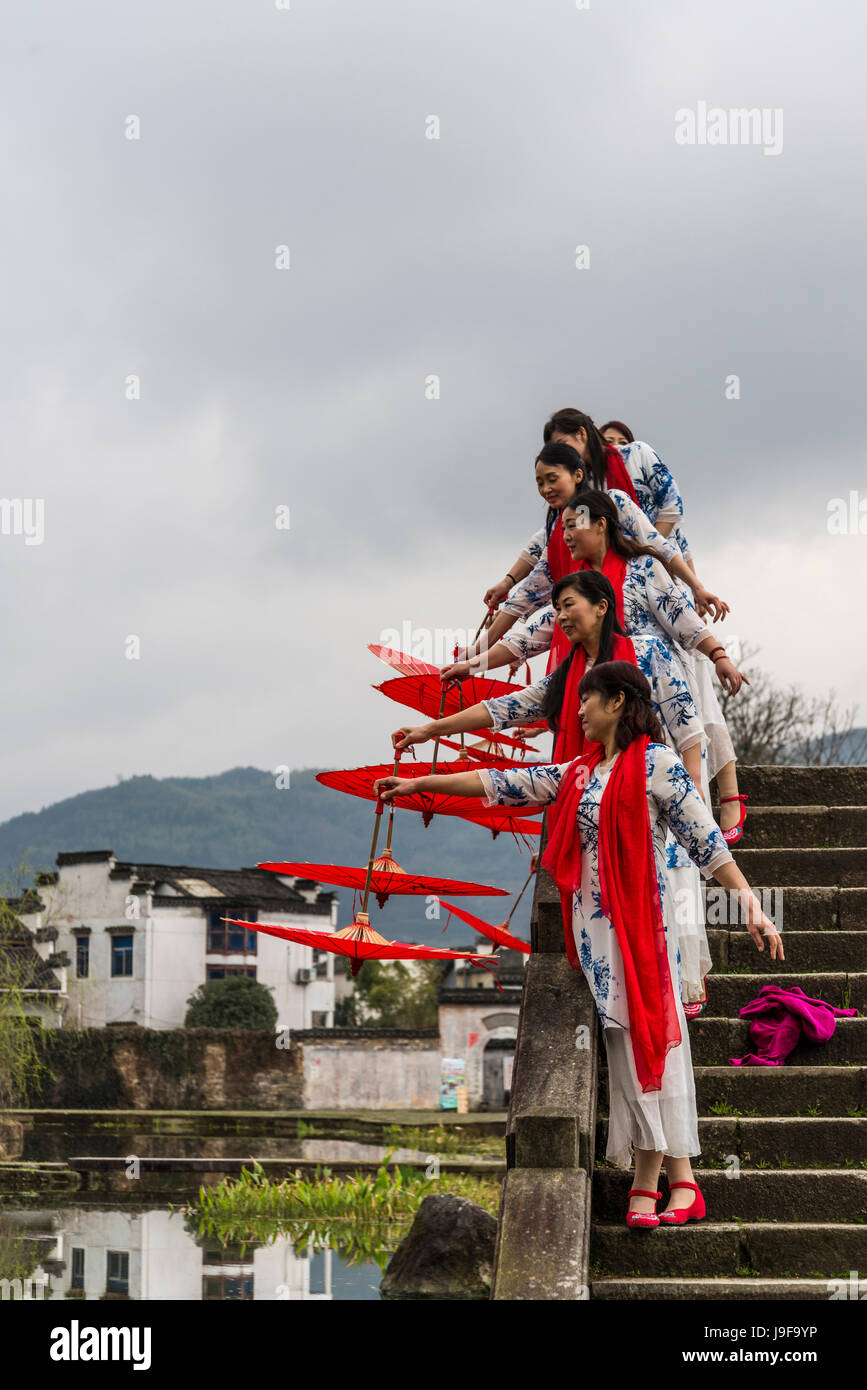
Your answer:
[295,968,312,985]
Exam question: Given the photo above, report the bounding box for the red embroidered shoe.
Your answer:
[683,977,709,1019]
[625,1188,662,1228]
[720,793,748,845]
[658,1180,706,1224]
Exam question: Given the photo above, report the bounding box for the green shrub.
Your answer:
[184,976,277,1031]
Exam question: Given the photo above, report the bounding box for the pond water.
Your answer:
[20,1131,436,1166]
[0,1203,393,1300]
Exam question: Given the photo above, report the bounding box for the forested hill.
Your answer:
[0,767,536,947]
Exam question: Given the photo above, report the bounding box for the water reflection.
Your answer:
[0,1205,392,1301]
[21,1132,435,1166]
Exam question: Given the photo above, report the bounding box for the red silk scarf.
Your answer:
[543,445,633,671]
[546,513,574,673]
[551,634,637,764]
[541,734,681,1093]
[603,444,638,503]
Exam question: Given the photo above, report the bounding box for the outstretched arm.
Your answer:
[710,861,785,959]
[650,745,783,959]
[391,703,494,752]
[374,772,486,801]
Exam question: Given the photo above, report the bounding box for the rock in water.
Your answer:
[380,1194,497,1300]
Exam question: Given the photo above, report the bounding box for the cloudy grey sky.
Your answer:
[2,0,865,825]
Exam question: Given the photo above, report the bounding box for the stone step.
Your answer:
[592,1276,864,1300]
[724,806,867,847]
[687,1015,865,1065]
[714,931,867,972]
[540,886,867,957]
[735,766,867,806]
[698,971,864,1016]
[736,887,867,931]
[598,1065,866,1116]
[590,1222,867,1278]
[732,847,866,887]
[592,1168,867,1222]
[594,1115,866,1165]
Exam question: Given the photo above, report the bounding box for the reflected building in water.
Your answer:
[1,1207,339,1300]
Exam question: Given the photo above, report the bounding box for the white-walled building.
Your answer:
[16,850,337,1031]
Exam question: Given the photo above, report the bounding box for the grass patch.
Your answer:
[178,1152,503,1263]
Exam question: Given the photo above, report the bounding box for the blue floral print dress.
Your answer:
[505,489,680,622]
[617,439,693,566]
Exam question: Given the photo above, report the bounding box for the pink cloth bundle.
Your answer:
[729,985,858,1067]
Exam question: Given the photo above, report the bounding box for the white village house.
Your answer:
[15,850,337,1031]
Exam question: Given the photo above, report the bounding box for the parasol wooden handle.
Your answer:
[504,868,534,930]
[360,796,386,915]
[472,607,495,646]
[429,685,448,776]
[384,749,402,853]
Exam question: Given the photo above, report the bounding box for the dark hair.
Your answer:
[562,488,680,584]
[541,573,626,735]
[578,660,664,749]
[542,408,611,490]
[600,419,634,444]
[535,441,586,541]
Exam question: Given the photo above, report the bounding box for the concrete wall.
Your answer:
[297,1033,442,1109]
[25,1021,513,1112]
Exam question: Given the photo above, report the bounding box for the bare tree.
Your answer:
[718,644,867,765]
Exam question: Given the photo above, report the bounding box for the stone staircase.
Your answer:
[492,764,867,1300]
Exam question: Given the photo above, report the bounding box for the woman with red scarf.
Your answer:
[373,663,783,1227]
[391,571,705,787]
[478,412,727,646]
[475,442,722,669]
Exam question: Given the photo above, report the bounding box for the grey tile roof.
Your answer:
[0,910,62,992]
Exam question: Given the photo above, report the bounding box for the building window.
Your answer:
[311,1011,329,1028]
[313,949,329,979]
[206,965,257,981]
[202,1244,248,1265]
[110,936,133,978]
[76,938,89,979]
[207,911,257,954]
[71,1248,85,1289]
[106,1251,129,1294]
[202,1274,254,1300]
[309,1249,326,1295]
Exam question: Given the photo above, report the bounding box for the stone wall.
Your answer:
[24,1025,444,1111]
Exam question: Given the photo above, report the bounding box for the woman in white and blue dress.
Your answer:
[373,663,784,1226]
[480,410,746,840]
[476,436,729,667]
[392,570,714,1009]
[454,487,748,837]
[601,417,694,575]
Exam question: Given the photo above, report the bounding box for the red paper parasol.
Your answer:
[440,900,531,954]
[224,791,505,989]
[439,732,547,767]
[374,672,545,728]
[258,855,509,910]
[316,760,542,839]
[438,738,523,769]
[438,866,534,954]
[367,644,440,678]
[222,913,504,990]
